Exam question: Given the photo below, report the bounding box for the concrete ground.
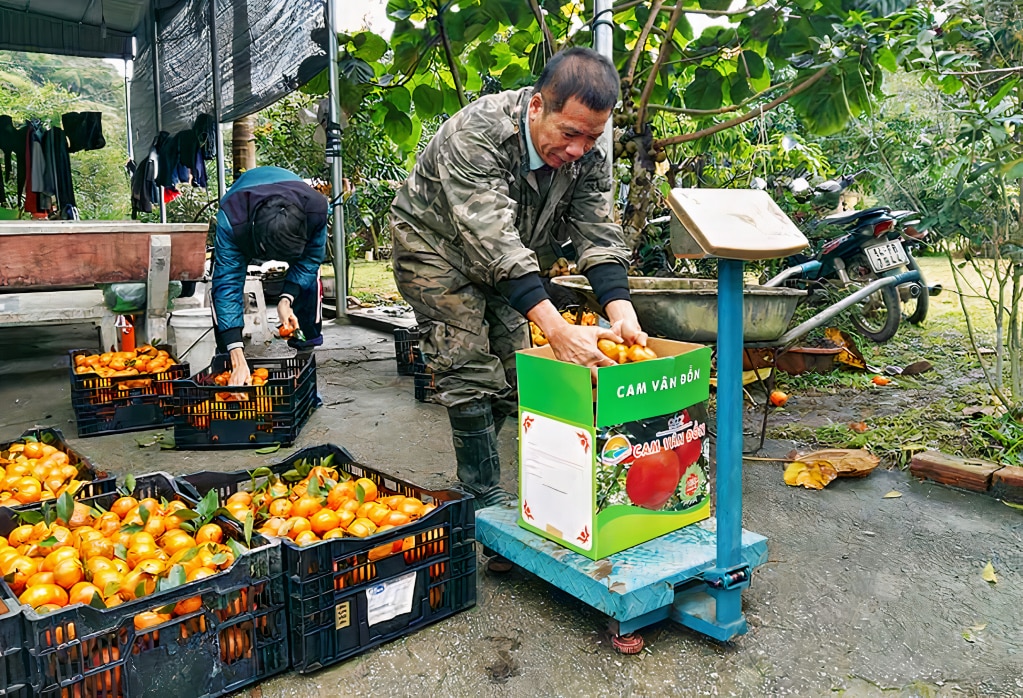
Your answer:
[1,312,1021,698]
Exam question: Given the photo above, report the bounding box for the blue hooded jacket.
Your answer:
[212,167,328,348]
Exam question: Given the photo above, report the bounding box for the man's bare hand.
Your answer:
[227,347,251,399]
[605,299,648,347]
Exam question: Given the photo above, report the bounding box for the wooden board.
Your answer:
[667,188,809,261]
[0,221,208,290]
[909,450,1001,492]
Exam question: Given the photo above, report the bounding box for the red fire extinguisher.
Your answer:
[116,315,136,352]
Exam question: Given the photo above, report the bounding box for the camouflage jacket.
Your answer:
[391,87,629,288]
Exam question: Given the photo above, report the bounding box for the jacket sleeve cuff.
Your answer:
[585,263,631,308]
[221,327,244,349]
[498,272,550,316]
[281,281,302,300]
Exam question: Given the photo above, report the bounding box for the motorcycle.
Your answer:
[760,183,923,346]
[889,209,942,325]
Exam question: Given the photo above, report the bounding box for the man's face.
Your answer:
[527,92,609,169]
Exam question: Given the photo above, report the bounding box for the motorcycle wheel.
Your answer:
[844,255,902,343]
[901,255,929,325]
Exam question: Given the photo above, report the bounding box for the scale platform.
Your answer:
[477,506,768,642]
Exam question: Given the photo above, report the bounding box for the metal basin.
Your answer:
[551,276,806,343]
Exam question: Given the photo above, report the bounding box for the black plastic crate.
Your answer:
[0,472,287,698]
[0,427,114,514]
[0,594,32,698]
[69,346,190,438]
[393,326,420,376]
[411,348,437,403]
[171,354,317,449]
[178,444,477,674]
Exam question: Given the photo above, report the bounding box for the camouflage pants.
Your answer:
[390,214,528,412]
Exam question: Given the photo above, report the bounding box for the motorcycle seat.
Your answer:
[820,206,891,227]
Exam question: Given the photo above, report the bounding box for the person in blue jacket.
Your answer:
[211,166,328,387]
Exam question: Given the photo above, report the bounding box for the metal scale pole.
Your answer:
[711,258,748,635]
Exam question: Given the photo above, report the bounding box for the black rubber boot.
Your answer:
[448,400,515,509]
[491,393,518,437]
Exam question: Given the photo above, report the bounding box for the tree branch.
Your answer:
[435,6,467,108]
[661,4,756,16]
[624,0,663,88]
[636,2,686,128]
[653,64,832,147]
[527,0,557,58]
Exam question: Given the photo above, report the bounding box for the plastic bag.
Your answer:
[102,282,182,313]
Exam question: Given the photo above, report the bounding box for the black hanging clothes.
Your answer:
[129,137,160,219]
[194,113,217,161]
[61,112,106,153]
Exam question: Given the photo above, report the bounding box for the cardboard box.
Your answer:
[517,337,713,560]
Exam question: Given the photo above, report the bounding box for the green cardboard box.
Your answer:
[517,337,713,560]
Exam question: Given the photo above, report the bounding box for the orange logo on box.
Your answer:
[600,434,632,465]
[685,472,699,497]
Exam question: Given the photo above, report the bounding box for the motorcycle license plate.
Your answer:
[864,240,908,272]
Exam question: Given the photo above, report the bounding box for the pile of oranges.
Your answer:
[597,339,658,364]
[219,463,437,558]
[213,367,269,387]
[73,346,179,385]
[0,439,83,507]
[530,309,599,347]
[0,491,245,621]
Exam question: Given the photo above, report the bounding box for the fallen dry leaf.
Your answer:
[783,459,838,490]
[793,448,880,478]
[982,561,998,584]
[882,490,902,499]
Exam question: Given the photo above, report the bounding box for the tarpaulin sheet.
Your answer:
[130,0,328,161]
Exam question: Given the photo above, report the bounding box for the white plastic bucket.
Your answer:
[169,307,217,371]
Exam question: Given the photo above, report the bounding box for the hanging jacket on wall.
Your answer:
[129,139,160,219]
[176,128,208,189]
[194,113,217,161]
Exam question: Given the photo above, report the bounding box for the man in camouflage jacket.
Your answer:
[391,47,647,508]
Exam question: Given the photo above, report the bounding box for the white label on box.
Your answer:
[365,571,417,626]
[520,411,593,550]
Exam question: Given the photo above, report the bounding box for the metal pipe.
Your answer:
[325,0,347,313]
[593,0,614,178]
[773,270,921,345]
[124,58,133,162]
[715,258,746,628]
[208,0,227,198]
[151,8,166,223]
[763,260,821,287]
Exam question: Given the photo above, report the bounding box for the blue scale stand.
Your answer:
[478,189,811,650]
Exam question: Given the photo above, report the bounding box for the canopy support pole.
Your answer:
[326,0,347,314]
[124,58,134,162]
[151,12,166,223]
[208,0,227,199]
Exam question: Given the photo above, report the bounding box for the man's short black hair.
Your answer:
[251,195,308,262]
[533,47,620,113]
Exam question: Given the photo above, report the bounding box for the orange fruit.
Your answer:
[11,476,42,504]
[226,491,252,507]
[366,504,391,526]
[396,498,425,519]
[268,498,292,518]
[294,530,320,546]
[354,478,378,502]
[25,571,56,587]
[380,494,406,510]
[91,570,123,598]
[195,524,223,545]
[110,496,138,519]
[23,441,45,460]
[174,594,202,616]
[336,509,356,529]
[85,556,116,576]
[68,582,103,607]
[19,583,68,609]
[283,516,311,540]
[134,611,170,631]
[7,525,35,547]
[291,495,322,519]
[186,566,217,582]
[42,547,79,572]
[382,510,411,528]
[225,501,252,522]
[355,501,378,520]
[160,530,196,555]
[309,508,341,535]
[127,542,159,569]
[52,558,85,590]
[347,518,376,538]
[80,536,114,561]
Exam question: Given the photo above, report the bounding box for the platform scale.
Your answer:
[477,189,811,651]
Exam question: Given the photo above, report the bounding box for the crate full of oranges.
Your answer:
[171,354,317,449]
[0,427,113,513]
[0,472,287,698]
[178,444,477,673]
[68,345,189,438]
